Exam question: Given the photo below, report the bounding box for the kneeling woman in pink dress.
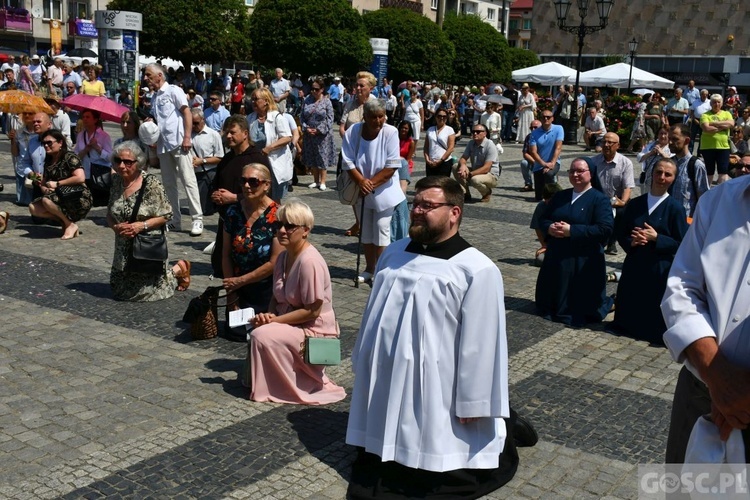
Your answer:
[249,199,346,405]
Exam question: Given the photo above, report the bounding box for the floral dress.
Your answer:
[108,173,176,302]
[301,96,336,169]
[37,151,92,222]
[223,201,281,310]
[19,64,34,94]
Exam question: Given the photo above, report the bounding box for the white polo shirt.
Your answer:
[153,81,189,154]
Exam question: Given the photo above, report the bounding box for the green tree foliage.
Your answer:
[106,0,252,66]
[442,14,510,85]
[508,47,541,71]
[363,8,454,84]
[249,0,372,76]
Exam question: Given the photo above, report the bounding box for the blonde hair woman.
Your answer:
[247,88,292,201]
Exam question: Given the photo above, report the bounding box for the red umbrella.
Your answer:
[61,94,130,122]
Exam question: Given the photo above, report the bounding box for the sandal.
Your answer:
[0,211,7,234]
[344,224,360,237]
[606,272,618,283]
[176,260,191,291]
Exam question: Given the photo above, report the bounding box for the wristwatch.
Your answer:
[202,158,207,165]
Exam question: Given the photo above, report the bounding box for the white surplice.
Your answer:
[346,238,509,473]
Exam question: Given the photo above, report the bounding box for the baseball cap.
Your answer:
[31,54,40,60]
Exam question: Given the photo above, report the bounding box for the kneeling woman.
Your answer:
[29,130,92,240]
[107,141,191,301]
[249,199,346,405]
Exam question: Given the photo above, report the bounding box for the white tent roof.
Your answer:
[573,63,675,89]
[512,62,577,86]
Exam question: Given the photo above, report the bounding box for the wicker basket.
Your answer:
[190,286,223,340]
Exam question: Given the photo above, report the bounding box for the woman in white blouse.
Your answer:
[341,100,405,284]
[423,109,455,177]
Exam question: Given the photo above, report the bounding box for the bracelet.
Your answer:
[143,221,148,231]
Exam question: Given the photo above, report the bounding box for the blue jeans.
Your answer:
[270,175,288,203]
[502,110,515,140]
[520,159,533,187]
[15,173,32,206]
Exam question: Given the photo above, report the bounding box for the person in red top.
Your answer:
[231,75,244,115]
[398,121,416,173]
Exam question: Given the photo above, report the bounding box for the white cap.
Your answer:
[138,121,160,146]
[31,54,40,60]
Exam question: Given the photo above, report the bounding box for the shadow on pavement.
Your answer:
[288,407,353,480]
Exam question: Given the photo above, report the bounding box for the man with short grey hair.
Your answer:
[144,63,204,236]
[269,68,291,114]
[191,107,224,216]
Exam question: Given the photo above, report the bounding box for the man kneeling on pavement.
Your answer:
[452,123,500,203]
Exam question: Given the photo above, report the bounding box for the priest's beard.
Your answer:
[409,220,442,244]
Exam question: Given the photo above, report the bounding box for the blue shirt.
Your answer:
[578,93,587,109]
[328,84,341,101]
[204,106,230,132]
[529,124,564,172]
[18,134,46,176]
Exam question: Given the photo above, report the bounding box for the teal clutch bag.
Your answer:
[304,337,341,366]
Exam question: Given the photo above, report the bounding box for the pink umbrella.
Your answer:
[61,94,130,122]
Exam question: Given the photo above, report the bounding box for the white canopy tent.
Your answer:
[572,63,674,89]
[511,62,577,86]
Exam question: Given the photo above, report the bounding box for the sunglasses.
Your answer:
[281,222,301,231]
[241,176,265,188]
[209,97,219,101]
[113,156,137,167]
[471,129,485,134]
[42,140,58,147]
[311,87,321,92]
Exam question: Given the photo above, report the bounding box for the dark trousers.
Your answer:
[690,121,702,156]
[533,163,560,201]
[332,100,343,124]
[502,110,515,141]
[608,205,626,248]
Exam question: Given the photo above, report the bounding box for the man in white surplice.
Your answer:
[346,176,519,498]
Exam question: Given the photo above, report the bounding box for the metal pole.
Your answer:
[565,22,585,145]
[627,52,634,94]
[436,0,446,28]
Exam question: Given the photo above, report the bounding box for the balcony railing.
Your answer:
[0,9,31,31]
[380,0,423,14]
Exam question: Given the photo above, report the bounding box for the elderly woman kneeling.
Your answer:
[249,199,345,405]
[107,141,190,301]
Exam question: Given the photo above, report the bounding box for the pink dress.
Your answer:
[250,245,346,405]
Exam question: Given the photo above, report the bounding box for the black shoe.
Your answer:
[288,185,294,192]
[513,414,539,448]
[221,327,248,343]
[464,192,472,203]
[605,243,618,255]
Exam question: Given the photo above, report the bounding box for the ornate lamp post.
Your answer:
[627,37,639,93]
[553,0,615,144]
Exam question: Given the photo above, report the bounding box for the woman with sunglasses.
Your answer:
[221,163,282,334]
[301,77,336,191]
[423,109,456,177]
[107,141,190,301]
[29,129,92,240]
[249,198,345,405]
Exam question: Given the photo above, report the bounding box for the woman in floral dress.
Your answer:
[301,77,336,190]
[107,141,191,301]
[29,130,92,239]
[221,163,282,318]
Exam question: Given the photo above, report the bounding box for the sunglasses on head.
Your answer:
[241,176,265,188]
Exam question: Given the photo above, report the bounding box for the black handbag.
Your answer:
[55,184,85,202]
[125,179,168,275]
[89,161,112,192]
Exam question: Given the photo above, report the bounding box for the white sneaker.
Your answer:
[202,241,215,254]
[319,183,327,191]
[498,143,504,154]
[308,182,318,189]
[190,220,203,237]
[357,271,373,283]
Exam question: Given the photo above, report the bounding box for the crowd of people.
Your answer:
[3,57,750,498]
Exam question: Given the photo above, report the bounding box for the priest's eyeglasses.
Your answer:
[412,201,455,213]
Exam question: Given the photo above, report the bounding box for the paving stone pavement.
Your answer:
[0,125,677,499]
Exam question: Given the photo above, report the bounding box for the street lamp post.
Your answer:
[553,0,615,145]
[627,37,639,94]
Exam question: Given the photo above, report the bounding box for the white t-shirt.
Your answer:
[426,125,455,162]
[403,99,423,123]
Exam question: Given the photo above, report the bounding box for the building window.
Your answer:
[522,19,531,30]
[487,8,495,20]
[67,1,86,19]
[43,0,62,19]
[1,0,25,9]
[508,19,518,30]
[523,40,530,50]
[431,0,438,9]
[244,0,253,5]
